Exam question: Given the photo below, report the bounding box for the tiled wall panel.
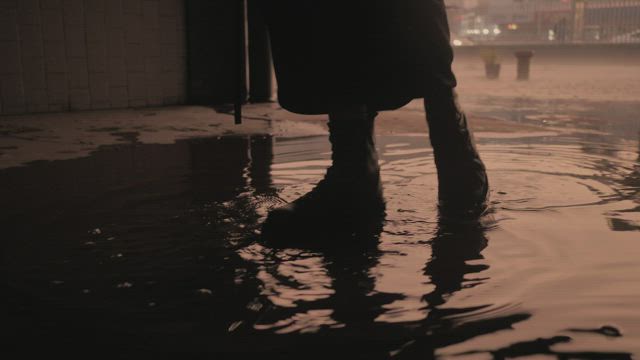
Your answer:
[0,0,185,114]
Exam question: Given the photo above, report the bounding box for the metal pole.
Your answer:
[235,0,247,125]
[573,0,586,42]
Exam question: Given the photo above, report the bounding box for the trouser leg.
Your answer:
[424,88,489,220]
[262,104,385,241]
[326,104,380,179]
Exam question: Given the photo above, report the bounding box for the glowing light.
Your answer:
[453,39,463,46]
[482,28,490,35]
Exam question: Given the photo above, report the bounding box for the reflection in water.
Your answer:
[609,133,640,231]
[589,132,640,232]
[390,221,530,359]
[4,136,269,357]
[241,214,531,358]
[423,222,490,307]
[457,335,633,359]
[3,132,639,358]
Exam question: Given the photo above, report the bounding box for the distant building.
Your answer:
[445,0,640,44]
[446,0,497,44]
[576,0,640,43]
[486,0,573,42]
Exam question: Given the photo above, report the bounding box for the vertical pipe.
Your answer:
[235,0,247,125]
[573,0,586,42]
[249,135,274,194]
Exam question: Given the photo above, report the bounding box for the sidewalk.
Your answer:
[0,102,552,170]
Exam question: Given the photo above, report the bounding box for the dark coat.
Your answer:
[261,0,457,114]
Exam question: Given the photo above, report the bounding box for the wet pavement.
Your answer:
[3,83,640,358]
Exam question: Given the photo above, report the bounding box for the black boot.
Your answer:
[261,105,385,241]
[424,90,489,221]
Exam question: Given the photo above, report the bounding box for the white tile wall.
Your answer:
[0,0,186,115]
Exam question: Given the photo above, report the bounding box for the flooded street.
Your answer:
[2,0,639,356]
[3,100,639,358]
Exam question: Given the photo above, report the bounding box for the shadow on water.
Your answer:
[2,133,638,358]
[3,136,269,357]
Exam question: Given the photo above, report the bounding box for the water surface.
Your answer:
[3,128,639,358]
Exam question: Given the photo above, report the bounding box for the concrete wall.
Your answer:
[0,0,186,115]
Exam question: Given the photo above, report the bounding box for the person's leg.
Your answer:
[262,104,385,238]
[424,88,489,220]
[412,1,488,220]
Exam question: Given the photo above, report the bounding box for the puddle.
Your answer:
[3,129,639,358]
